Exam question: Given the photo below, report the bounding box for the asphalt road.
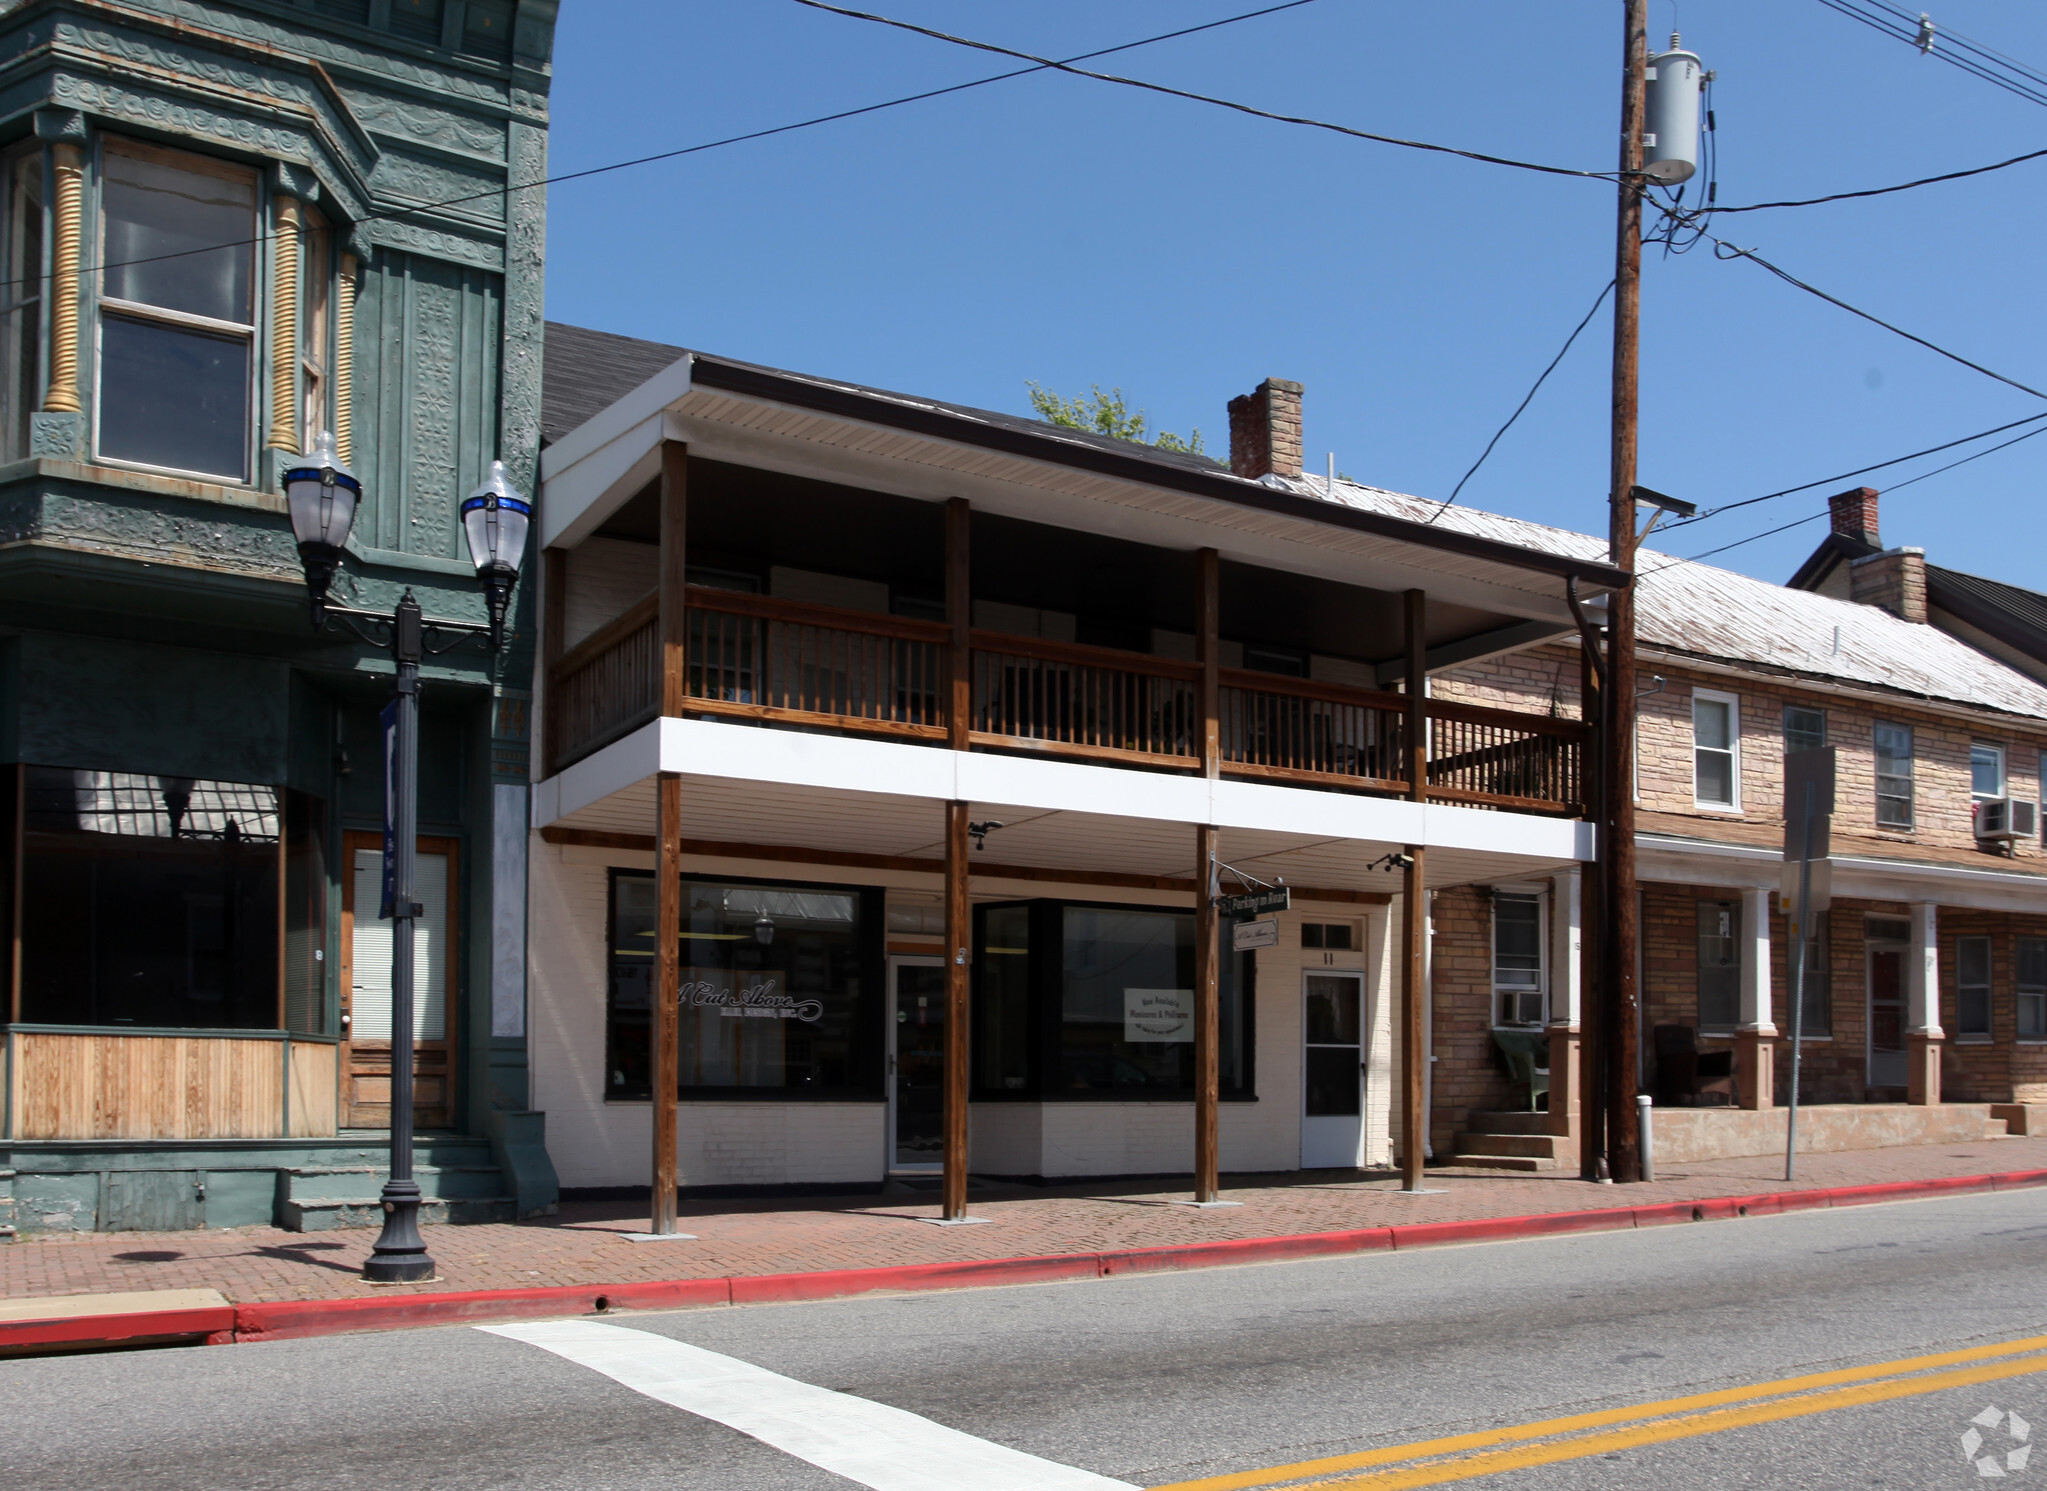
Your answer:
[5,1188,2046,1489]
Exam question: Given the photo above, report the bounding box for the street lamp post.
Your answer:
[283,432,530,1284]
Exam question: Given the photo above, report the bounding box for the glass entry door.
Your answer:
[1302,972,1365,1168]
[888,957,948,1173]
[1868,942,1908,1088]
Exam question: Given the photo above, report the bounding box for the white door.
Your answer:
[1301,971,1365,1168]
[887,956,948,1173]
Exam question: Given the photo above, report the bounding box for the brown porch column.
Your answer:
[1194,823,1220,1202]
[649,440,688,1234]
[652,773,682,1234]
[1400,589,1428,1189]
[947,498,970,750]
[1194,549,1221,1201]
[942,800,972,1220]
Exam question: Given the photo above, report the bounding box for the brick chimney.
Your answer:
[1849,547,1928,623]
[1828,486,1881,545]
[1227,378,1303,481]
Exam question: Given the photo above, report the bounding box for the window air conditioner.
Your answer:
[1974,798,2038,840]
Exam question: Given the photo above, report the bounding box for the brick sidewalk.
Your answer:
[8,1135,2044,1306]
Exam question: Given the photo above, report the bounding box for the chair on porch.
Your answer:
[1492,1029,1551,1111]
[1652,1025,1737,1107]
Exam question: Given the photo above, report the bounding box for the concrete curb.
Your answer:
[13,1167,2047,1354]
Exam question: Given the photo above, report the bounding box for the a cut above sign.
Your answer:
[683,976,824,1024]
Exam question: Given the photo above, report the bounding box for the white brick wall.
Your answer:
[529,842,1394,1185]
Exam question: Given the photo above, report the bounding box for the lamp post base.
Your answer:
[361,1180,437,1283]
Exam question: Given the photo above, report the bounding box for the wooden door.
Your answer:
[340,830,459,1130]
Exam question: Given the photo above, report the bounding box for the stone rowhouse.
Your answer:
[1419,487,2047,1170]
[0,0,559,1235]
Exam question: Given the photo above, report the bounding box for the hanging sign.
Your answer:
[1217,886,1289,919]
[1233,917,1280,951]
[378,698,399,920]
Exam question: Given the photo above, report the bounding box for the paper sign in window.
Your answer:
[1124,987,1193,1042]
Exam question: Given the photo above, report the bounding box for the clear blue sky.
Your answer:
[544,2,2047,590]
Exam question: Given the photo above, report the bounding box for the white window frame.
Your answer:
[1970,742,2007,803]
[1489,885,1548,1030]
[1874,721,1915,830]
[91,134,260,486]
[1691,688,1742,811]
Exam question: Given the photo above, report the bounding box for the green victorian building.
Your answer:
[0,0,558,1233]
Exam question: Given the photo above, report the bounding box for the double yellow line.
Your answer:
[1150,1331,2047,1490]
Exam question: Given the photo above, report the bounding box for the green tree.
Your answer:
[1026,382,1206,456]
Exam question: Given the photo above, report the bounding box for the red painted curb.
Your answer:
[1099,1227,1394,1276]
[1389,1208,1628,1248]
[728,1254,1100,1305]
[0,1304,236,1353]
[16,1166,2047,1355]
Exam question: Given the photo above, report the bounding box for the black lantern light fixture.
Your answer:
[283,439,527,1285]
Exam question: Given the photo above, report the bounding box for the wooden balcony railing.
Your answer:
[545,590,1588,814]
[969,633,1199,767]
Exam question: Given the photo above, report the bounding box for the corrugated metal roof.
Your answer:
[1280,474,2047,721]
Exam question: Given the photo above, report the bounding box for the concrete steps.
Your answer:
[1992,1104,2046,1137]
[277,1138,514,1231]
[1447,1112,1568,1172]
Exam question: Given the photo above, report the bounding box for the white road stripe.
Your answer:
[480,1319,1139,1491]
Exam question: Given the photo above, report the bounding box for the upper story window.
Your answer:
[1692,689,1740,809]
[1874,722,1915,829]
[1971,742,2006,802]
[389,0,444,45]
[96,139,256,482]
[1492,891,1545,1027]
[1,146,40,463]
[1784,705,1826,755]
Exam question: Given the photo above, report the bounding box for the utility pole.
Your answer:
[1604,0,1649,1184]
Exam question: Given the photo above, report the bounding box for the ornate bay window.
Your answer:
[95,139,260,481]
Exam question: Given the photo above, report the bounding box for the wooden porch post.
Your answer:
[942,800,971,1220]
[650,439,688,1235]
[1194,550,1221,1202]
[1401,589,1429,1191]
[947,498,971,750]
[1578,633,1608,1179]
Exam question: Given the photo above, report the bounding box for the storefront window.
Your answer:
[977,903,1032,1092]
[282,791,328,1034]
[605,872,881,1099]
[973,899,1252,1099]
[18,768,284,1029]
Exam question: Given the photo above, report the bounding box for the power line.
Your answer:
[1702,231,2047,402]
[1426,279,1615,524]
[1879,418,2047,494]
[1660,408,2047,530]
[0,1,1322,296]
[1814,0,2047,107]
[1709,143,2047,214]
[790,0,1612,181]
[1644,510,1832,574]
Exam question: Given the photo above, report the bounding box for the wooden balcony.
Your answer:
[545,588,1589,815]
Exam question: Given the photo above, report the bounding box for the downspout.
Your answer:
[1566,576,1608,686]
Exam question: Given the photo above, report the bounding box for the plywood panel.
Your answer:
[15,1033,288,1141]
[289,1041,340,1138]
